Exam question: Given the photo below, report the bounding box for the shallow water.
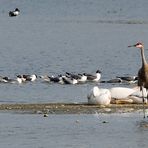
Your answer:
[1,1,148,147]
[0,112,148,148]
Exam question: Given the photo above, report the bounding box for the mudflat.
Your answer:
[0,103,147,114]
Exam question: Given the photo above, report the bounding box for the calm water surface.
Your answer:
[0,112,148,148]
[0,0,148,147]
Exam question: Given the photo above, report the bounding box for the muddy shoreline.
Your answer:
[0,103,148,114]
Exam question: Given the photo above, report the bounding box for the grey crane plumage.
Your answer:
[128,42,148,118]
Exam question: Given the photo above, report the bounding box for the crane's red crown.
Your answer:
[135,42,143,47]
[128,42,143,48]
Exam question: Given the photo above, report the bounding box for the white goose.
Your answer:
[87,86,111,105]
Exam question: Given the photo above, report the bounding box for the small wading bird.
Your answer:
[128,42,148,118]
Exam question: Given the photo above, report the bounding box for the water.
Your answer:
[1,0,148,147]
[0,112,148,148]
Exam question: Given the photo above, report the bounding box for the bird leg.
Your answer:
[141,86,146,118]
[147,89,148,118]
[147,89,148,102]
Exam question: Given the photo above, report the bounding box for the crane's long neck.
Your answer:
[140,47,147,66]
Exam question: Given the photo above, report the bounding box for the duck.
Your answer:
[39,75,51,82]
[100,78,122,83]
[66,72,87,83]
[30,74,37,81]
[0,76,8,83]
[2,77,18,84]
[77,73,87,83]
[87,86,111,105]
[66,72,81,80]
[61,75,78,84]
[16,75,26,83]
[40,74,65,84]
[22,74,37,82]
[116,76,138,84]
[9,8,20,17]
[84,70,101,82]
[49,75,63,83]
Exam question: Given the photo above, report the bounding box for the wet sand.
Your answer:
[0,102,148,114]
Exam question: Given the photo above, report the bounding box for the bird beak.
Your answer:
[128,44,136,47]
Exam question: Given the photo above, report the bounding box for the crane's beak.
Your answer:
[128,44,136,47]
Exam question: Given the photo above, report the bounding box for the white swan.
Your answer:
[128,88,148,103]
[109,86,148,104]
[109,86,139,103]
[87,86,111,105]
[109,87,138,99]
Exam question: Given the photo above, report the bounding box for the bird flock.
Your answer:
[0,70,101,84]
[40,70,101,84]
[0,70,138,85]
[7,8,148,116]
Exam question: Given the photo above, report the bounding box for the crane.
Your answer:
[128,42,148,118]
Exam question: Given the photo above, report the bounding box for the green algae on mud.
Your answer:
[0,103,148,114]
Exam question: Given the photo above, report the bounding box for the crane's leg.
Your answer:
[147,89,148,118]
[146,89,148,118]
[141,86,146,118]
[147,89,148,102]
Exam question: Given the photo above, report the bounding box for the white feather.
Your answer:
[128,88,148,103]
[109,87,138,99]
[87,86,111,105]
